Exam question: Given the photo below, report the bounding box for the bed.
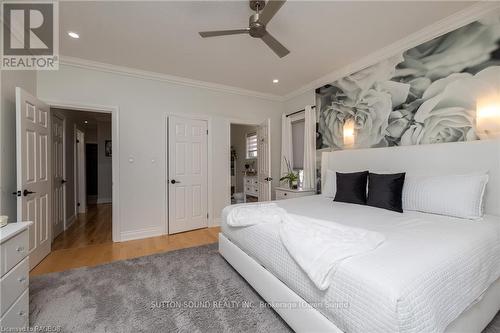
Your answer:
[219,139,500,333]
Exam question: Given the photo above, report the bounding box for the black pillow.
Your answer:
[367,172,406,213]
[334,171,369,205]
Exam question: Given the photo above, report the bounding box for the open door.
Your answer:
[257,119,272,201]
[16,87,51,269]
[52,114,65,239]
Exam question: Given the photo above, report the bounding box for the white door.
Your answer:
[16,87,51,269]
[52,114,65,238]
[257,119,272,201]
[75,130,86,214]
[168,116,208,234]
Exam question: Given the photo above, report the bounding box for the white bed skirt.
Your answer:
[219,233,500,333]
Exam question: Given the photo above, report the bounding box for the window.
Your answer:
[291,119,305,169]
[246,132,257,159]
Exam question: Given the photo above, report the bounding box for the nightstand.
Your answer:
[275,187,316,200]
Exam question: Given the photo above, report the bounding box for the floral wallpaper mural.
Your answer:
[316,12,500,151]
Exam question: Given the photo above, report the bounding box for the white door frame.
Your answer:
[51,113,66,238]
[44,100,121,242]
[226,119,261,206]
[75,128,86,214]
[165,113,213,233]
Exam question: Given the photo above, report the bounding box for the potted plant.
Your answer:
[280,157,299,189]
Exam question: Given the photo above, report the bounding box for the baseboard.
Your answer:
[209,217,221,228]
[65,214,76,230]
[120,226,164,242]
[97,197,112,204]
[87,195,97,205]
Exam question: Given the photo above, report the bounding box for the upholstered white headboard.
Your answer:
[321,139,500,217]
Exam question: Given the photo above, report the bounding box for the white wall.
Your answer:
[0,71,37,222]
[284,90,315,114]
[37,64,283,240]
[230,124,258,193]
[97,120,112,203]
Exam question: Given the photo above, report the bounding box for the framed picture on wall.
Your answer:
[105,140,112,157]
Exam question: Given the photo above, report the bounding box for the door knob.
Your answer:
[264,177,273,181]
[61,179,67,184]
[12,191,21,196]
[23,189,35,196]
[170,179,181,184]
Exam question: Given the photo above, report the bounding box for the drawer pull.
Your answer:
[284,193,287,196]
[18,276,27,283]
[19,311,26,317]
[16,246,25,252]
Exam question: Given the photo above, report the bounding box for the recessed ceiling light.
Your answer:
[84,120,88,124]
[272,79,279,84]
[68,31,80,39]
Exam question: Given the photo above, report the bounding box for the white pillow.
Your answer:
[321,170,336,198]
[402,173,489,220]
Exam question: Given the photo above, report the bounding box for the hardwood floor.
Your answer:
[52,204,112,250]
[31,204,220,276]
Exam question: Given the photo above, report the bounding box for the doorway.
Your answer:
[230,123,259,204]
[228,119,272,205]
[49,108,114,251]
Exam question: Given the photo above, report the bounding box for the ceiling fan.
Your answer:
[199,0,289,58]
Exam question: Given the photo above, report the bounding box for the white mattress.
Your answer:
[221,195,500,333]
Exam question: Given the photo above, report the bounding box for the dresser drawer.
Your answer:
[275,190,289,200]
[0,289,28,329]
[0,230,28,276]
[275,189,315,200]
[0,257,29,316]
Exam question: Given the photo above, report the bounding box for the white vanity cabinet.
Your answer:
[243,175,259,200]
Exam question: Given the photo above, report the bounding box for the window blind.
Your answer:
[246,132,257,159]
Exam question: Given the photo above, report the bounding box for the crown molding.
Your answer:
[59,56,284,102]
[284,2,500,102]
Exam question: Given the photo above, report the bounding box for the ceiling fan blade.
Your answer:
[259,0,286,25]
[261,32,290,58]
[199,29,249,38]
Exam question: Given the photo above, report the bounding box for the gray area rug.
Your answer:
[31,243,499,333]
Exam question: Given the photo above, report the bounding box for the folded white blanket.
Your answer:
[226,203,287,227]
[280,214,386,290]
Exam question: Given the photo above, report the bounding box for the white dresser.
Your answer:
[275,187,316,200]
[243,175,259,200]
[0,222,32,330]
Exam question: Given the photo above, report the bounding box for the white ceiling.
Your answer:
[59,1,476,96]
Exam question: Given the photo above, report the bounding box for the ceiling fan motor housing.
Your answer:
[249,14,266,38]
[249,0,266,11]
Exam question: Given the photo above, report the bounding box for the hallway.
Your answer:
[52,204,112,250]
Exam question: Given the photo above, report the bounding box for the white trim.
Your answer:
[60,56,283,102]
[120,226,164,242]
[44,100,121,242]
[210,217,222,228]
[284,2,500,101]
[165,113,213,234]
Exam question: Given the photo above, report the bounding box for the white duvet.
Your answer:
[227,202,385,290]
[221,196,500,333]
